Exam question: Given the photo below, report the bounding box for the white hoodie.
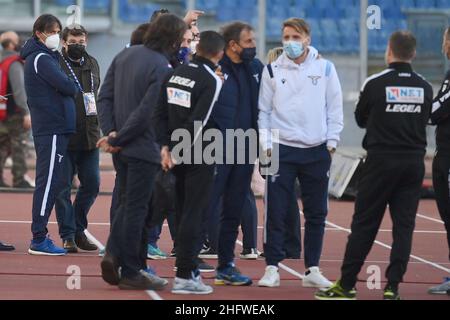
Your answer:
[258,46,344,151]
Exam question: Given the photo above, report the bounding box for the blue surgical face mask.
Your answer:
[283,41,305,60]
[178,47,191,64]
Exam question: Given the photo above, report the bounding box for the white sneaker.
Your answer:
[302,267,333,288]
[240,248,259,260]
[258,265,280,287]
[172,273,213,295]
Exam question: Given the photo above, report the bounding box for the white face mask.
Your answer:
[44,33,60,51]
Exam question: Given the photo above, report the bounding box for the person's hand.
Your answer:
[215,65,224,82]
[23,114,31,130]
[108,131,117,139]
[96,136,109,150]
[161,146,174,172]
[184,10,204,25]
[97,136,121,154]
[327,147,336,157]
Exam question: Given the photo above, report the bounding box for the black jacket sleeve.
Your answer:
[181,79,220,146]
[153,72,173,147]
[109,64,172,148]
[97,56,116,136]
[430,71,450,125]
[355,81,372,128]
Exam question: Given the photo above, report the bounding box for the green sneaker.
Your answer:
[383,286,401,300]
[314,281,356,300]
[147,244,168,260]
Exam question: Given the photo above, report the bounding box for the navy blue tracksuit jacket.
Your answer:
[21,38,78,241]
[204,54,264,267]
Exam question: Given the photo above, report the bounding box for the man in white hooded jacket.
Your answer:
[258,18,343,288]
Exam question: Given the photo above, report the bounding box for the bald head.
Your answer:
[1,31,20,51]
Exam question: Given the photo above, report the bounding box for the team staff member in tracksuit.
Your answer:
[258,18,343,288]
[316,31,433,300]
[21,15,79,256]
[153,31,225,294]
[55,26,100,253]
[428,26,450,296]
[97,14,185,291]
[203,22,263,286]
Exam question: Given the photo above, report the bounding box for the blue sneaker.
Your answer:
[215,264,252,286]
[428,277,450,295]
[28,237,67,256]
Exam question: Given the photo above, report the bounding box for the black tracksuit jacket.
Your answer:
[153,56,223,153]
[355,62,433,156]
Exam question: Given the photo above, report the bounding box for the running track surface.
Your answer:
[0,169,449,300]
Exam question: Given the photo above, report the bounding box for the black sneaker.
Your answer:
[196,258,215,273]
[240,248,259,260]
[63,239,78,253]
[75,233,97,251]
[198,247,218,259]
[384,285,401,300]
[101,252,120,285]
[315,281,357,300]
[170,247,176,257]
[118,272,167,291]
[0,241,15,251]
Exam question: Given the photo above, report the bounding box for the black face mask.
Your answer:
[67,44,86,60]
[239,47,256,62]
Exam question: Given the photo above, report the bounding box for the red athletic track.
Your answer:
[0,168,449,300]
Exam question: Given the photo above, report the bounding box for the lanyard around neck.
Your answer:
[61,53,93,94]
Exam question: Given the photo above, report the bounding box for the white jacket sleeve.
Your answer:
[325,62,344,149]
[258,66,274,151]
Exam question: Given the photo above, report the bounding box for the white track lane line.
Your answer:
[83,229,106,251]
[417,213,445,225]
[1,221,445,234]
[235,239,304,280]
[322,217,450,274]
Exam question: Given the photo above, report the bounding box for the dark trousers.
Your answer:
[204,164,254,268]
[341,154,424,290]
[31,134,70,242]
[241,189,258,249]
[432,153,450,261]
[109,154,120,231]
[264,144,330,268]
[149,170,177,246]
[55,149,100,240]
[284,192,302,257]
[174,164,215,279]
[105,154,158,278]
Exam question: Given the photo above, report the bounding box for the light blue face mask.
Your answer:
[283,41,305,59]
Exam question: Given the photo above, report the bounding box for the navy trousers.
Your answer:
[31,134,70,242]
[55,149,100,241]
[205,164,254,268]
[264,143,331,268]
[105,154,158,278]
